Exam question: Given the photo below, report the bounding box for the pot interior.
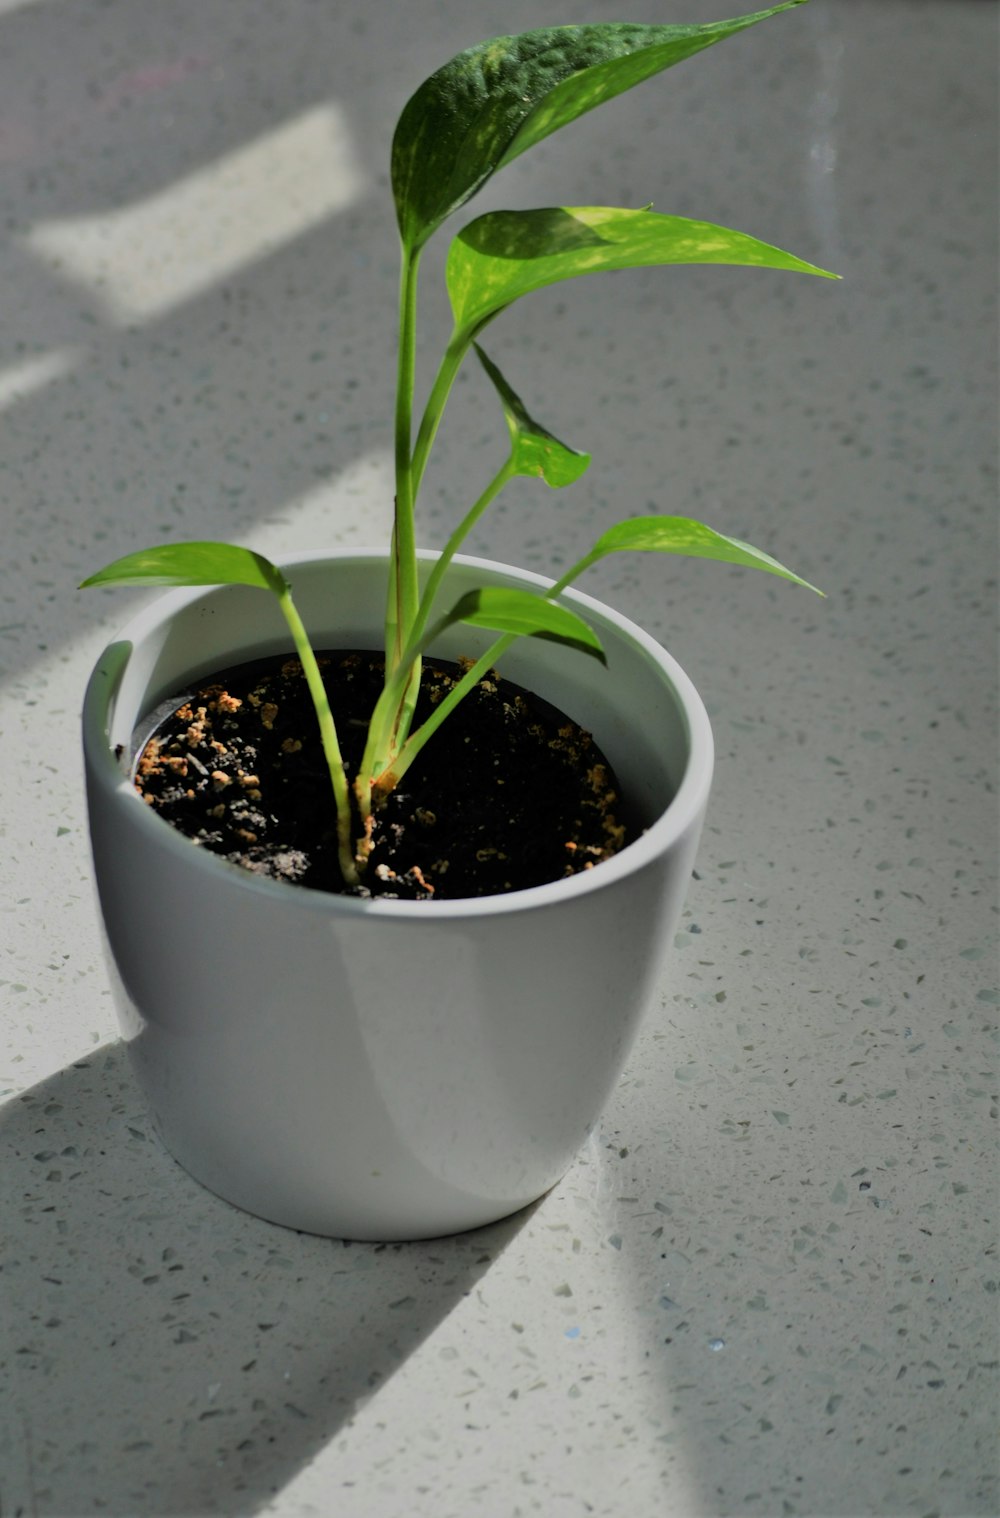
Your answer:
[93,552,707,838]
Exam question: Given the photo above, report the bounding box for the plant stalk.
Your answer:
[377,545,605,793]
[548,553,597,598]
[277,587,360,889]
[410,327,476,497]
[390,245,423,671]
[376,632,515,793]
[383,318,479,761]
[409,455,516,644]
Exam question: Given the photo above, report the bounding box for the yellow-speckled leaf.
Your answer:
[578,515,823,592]
[448,206,837,339]
[392,5,808,251]
[80,541,287,595]
[474,344,590,487]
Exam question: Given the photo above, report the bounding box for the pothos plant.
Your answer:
[83,0,834,891]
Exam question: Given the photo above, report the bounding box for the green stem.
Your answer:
[377,632,515,793]
[548,550,600,598]
[390,246,423,670]
[358,596,456,790]
[357,655,416,799]
[383,523,399,673]
[378,549,600,793]
[382,323,485,762]
[277,587,360,889]
[410,454,516,644]
[410,327,474,497]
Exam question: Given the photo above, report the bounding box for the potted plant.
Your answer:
[81,1,833,1240]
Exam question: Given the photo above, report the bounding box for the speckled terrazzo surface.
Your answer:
[1,2,996,1515]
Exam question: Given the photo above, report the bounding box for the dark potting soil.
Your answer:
[131,650,636,901]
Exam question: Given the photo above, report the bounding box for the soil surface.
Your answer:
[131,650,635,901]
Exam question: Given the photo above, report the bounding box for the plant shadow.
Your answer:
[0,1042,532,1516]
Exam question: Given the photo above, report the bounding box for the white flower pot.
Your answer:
[83,551,713,1240]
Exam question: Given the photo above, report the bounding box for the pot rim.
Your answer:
[83,548,714,919]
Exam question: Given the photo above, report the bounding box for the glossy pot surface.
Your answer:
[83,552,713,1239]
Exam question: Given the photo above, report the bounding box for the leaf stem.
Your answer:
[390,245,423,670]
[376,633,516,793]
[383,320,483,762]
[379,553,587,793]
[357,595,459,791]
[277,586,360,889]
[410,327,476,495]
[410,454,516,643]
[547,551,598,598]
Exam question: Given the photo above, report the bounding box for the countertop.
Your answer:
[1,1,996,1514]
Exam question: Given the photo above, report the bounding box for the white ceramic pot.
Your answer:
[83,551,713,1240]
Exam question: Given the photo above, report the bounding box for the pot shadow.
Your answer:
[1,1042,533,1517]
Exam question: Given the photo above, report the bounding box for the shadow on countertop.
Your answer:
[0,1042,532,1516]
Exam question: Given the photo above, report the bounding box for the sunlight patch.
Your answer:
[249,449,396,562]
[22,104,364,323]
[0,347,78,411]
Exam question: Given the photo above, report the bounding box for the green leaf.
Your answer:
[578,515,823,593]
[474,344,590,487]
[392,4,808,251]
[448,206,838,338]
[80,541,287,595]
[446,586,606,662]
